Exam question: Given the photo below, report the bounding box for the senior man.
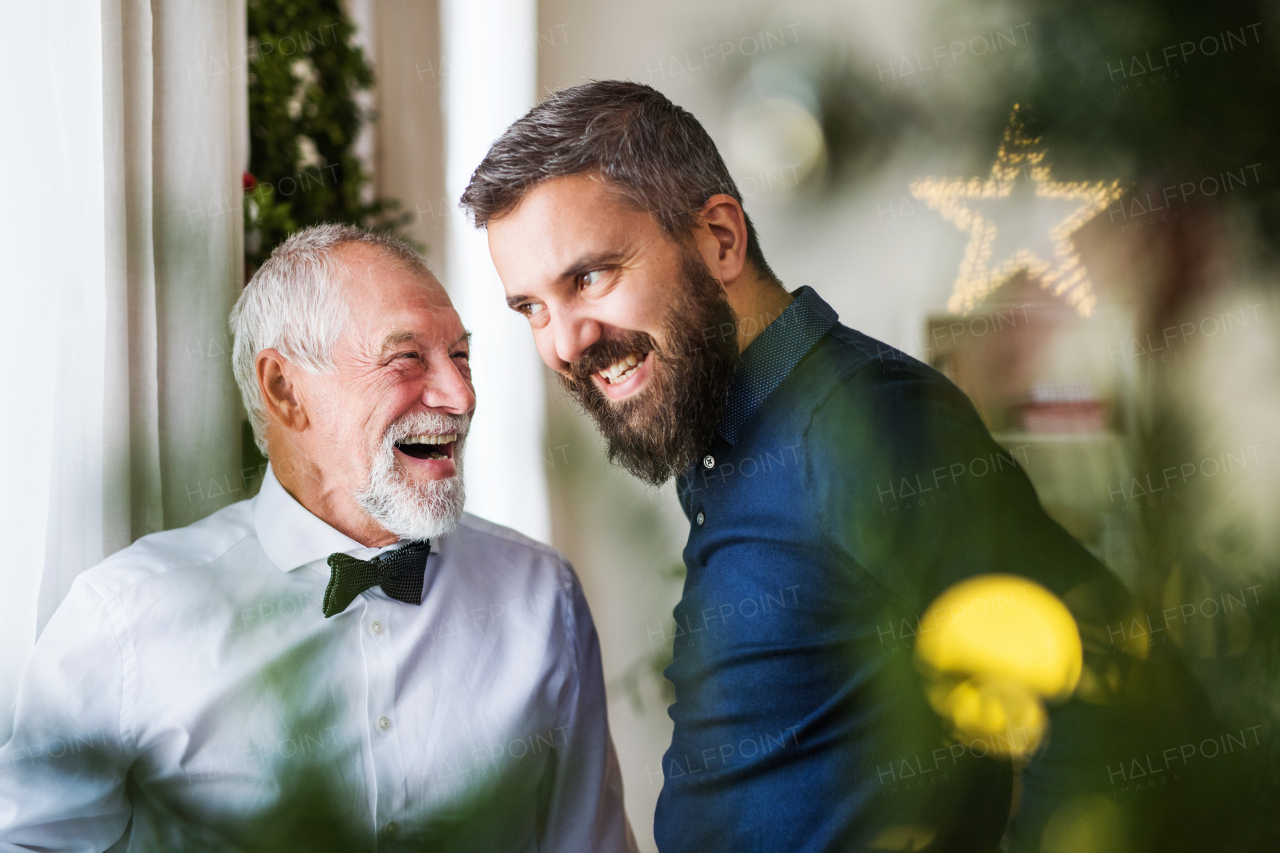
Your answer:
[0,225,635,852]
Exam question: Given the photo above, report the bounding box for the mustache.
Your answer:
[383,410,471,445]
[567,330,660,385]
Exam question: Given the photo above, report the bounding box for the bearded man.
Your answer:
[0,226,636,853]
[461,82,1219,853]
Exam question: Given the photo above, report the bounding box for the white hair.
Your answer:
[230,224,429,455]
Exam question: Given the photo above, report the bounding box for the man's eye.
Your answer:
[397,352,421,361]
[451,351,470,361]
[580,270,604,288]
[519,302,546,317]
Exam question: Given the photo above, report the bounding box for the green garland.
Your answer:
[244,0,411,272]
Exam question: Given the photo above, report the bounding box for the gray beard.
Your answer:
[355,411,469,541]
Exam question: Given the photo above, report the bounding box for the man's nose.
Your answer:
[551,311,603,369]
[423,357,476,414]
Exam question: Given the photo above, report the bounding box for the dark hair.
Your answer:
[459,80,777,282]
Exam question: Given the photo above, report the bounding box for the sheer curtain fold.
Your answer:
[99,0,162,573]
[150,0,246,533]
[1,0,246,730]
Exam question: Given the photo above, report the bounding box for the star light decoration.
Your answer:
[910,105,1124,317]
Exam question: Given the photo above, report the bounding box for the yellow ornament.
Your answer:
[917,573,1083,699]
[915,574,1083,757]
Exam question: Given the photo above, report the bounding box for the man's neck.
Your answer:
[268,446,398,549]
[724,272,794,352]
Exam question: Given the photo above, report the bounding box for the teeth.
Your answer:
[598,352,645,385]
[399,433,457,446]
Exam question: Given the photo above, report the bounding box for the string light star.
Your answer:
[910,104,1124,317]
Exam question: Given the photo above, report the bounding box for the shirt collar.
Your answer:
[717,285,839,446]
[254,464,384,572]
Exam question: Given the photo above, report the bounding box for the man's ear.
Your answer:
[695,193,750,285]
[256,349,309,434]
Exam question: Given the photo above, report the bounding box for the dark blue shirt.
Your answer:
[653,287,1212,852]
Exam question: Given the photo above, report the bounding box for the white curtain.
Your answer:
[0,0,246,732]
[441,0,551,544]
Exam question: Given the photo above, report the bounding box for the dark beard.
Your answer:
[557,251,740,486]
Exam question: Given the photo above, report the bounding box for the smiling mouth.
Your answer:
[394,433,458,461]
[597,350,650,386]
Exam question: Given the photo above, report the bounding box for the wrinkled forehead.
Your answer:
[488,174,670,284]
[333,243,464,352]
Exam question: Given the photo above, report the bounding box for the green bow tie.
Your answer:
[322,540,431,618]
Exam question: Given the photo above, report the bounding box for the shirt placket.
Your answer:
[687,436,733,537]
[360,593,409,847]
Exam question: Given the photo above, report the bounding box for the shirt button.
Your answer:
[371,621,383,635]
[696,511,706,526]
[383,821,399,836]
[377,716,390,731]
[702,454,715,469]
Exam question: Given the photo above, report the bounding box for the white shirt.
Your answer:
[0,467,635,853]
